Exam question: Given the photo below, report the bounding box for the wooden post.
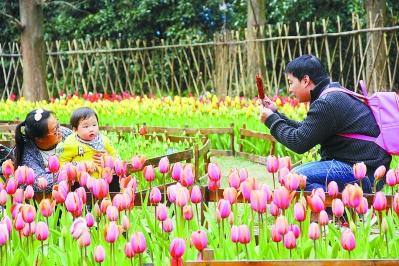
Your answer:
[240,124,246,152]
[194,144,199,182]
[230,123,235,156]
[19,0,48,101]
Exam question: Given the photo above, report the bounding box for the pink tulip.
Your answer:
[294,202,306,222]
[48,155,60,173]
[191,230,208,251]
[328,181,339,198]
[318,210,329,226]
[156,203,168,221]
[381,217,388,234]
[271,224,282,243]
[121,215,130,232]
[238,224,251,244]
[75,187,87,204]
[238,168,248,182]
[217,199,231,219]
[106,206,119,222]
[101,155,114,169]
[176,186,189,208]
[288,224,301,239]
[22,204,36,224]
[308,222,320,240]
[373,191,387,212]
[228,212,234,225]
[92,179,109,200]
[0,224,9,246]
[167,185,177,203]
[100,198,112,214]
[104,222,119,243]
[284,173,300,191]
[162,218,173,233]
[183,205,193,220]
[266,155,279,173]
[228,169,241,189]
[278,156,292,170]
[207,178,220,192]
[298,174,307,190]
[341,229,356,251]
[1,216,11,235]
[35,221,49,241]
[342,184,363,208]
[158,157,170,174]
[130,232,146,253]
[114,159,127,177]
[52,182,68,204]
[131,155,146,171]
[386,169,397,187]
[5,178,17,195]
[24,185,34,200]
[39,199,54,218]
[231,225,239,243]
[150,187,162,204]
[0,190,7,206]
[65,192,82,215]
[353,162,367,180]
[240,180,253,201]
[14,166,27,185]
[273,186,293,210]
[190,185,202,204]
[250,190,267,213]
[181,164,194,187]
[269,202,281,217]
[332,198,345,217]
[170,238,186,266]
[94,245,105,263]
[374,165,386,182]
[78,230,91,247]
[14,212,25,231]
[101,167,113,184]
[223,187,237,204]
[86,212,95,228]
[393,193,399,216]
[70,218,87,240]
[307,194,324,213]
[1,159,14,178]
[143,165,155,182]
[356,197,369,215]
[171,162,183,181]
[278,167,290,185]
[13,189,24,204]
[124,242,135,258]
[275,216,288,235]
[22,221,35,237]
[207,163,221,181]
[261,184,273,204]
[37,177,48,191]
[284,231,296,249]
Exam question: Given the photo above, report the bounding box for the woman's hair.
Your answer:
[14,109,54,166]
[285,54,329,85]
[70,107,99,129]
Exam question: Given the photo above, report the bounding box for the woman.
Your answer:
[14,109,72,192]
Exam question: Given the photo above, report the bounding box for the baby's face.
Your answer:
[75,115,99,141]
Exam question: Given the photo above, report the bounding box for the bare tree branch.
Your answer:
[0,10,22,30]
[44,1,89,14]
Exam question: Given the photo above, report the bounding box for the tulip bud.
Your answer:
[266,155,279,173]
[171,162,183,181]
[130,232,146,253]
[308,222,320,240]
[191,230,208,252]
[94,245,105,263]
[284,231,296,249]
[341,229,356,251]
[104,222,119,243]
[190,185,202,204]
[1,159,14,178]
[35,221,49,241]
[158,157,169,174]
[207,163,221,182]
[328,181,339,198]
[48,155,60,173]
[353,162,367,180]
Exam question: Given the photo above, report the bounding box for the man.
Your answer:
[260,55,391,193]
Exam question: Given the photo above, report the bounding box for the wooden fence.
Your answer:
[1,16,398,99]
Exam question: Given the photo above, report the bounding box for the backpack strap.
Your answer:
[319,86,368,101]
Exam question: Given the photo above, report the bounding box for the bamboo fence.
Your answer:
[0,16,398,99]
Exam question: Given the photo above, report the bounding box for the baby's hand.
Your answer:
[93,152,105,166]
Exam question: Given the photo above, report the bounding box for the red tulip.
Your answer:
[191,230,207,252]
[266,155,279,173]
[13,189,24,204]
[94,245,105,263]
[207,163,221,181]
[104,222,119,243]
[308,222,320,240]
[14,212,25,231]
[65,192,83,217]
[353,162,367,180]
[158,157,170,174]
[207,178,220,192]
[284,173,300,191]
[284,231,296,249]
[341,229,356,251]
[35,221,49,241]
[131,232,146,253]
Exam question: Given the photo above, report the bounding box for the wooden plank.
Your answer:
[240,128,276,142]
[198,139,211,158]
[209,150,234,157]
[235,151,267,165]
[185,260,399,266]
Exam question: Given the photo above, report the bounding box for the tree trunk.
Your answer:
[19,0,48,101]
[214,32,230,97]
[365,0,387,92]
[246,0,266,97]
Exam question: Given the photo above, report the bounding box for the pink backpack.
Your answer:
[320,80,399,155]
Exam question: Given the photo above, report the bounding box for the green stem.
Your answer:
[272,172,275,190]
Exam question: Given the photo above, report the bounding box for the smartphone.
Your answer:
[256,73,265,100]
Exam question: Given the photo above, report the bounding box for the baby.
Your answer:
[56,107,117,172]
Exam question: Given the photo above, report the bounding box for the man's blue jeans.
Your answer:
[292,160,373,193]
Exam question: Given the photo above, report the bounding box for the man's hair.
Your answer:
[285,55,329,84]
[70,107,99,129]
